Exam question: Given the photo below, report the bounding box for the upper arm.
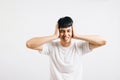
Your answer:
[89,37,107,51]
[26,43,43,51]
[33,46,43,51]
[89,43,105,51]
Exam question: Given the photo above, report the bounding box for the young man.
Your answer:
[26,16,106,80]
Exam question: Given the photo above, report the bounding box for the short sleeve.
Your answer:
[38,43,51,55]
[81,42,91,55]
[76,41,91,55]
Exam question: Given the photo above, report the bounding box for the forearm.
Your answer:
[26,34,57,49]
[26,24,59,50]
[74,34,106,46]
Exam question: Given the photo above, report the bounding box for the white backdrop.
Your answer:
[0,0,120,80]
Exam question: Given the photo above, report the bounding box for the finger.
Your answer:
[71,26,73,38]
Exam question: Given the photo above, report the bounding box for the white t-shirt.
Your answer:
[39,40,91,80]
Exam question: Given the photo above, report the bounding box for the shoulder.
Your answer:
[72,40,91,54]
[72,39,90,50]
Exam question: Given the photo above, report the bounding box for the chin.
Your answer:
[64,39,71,43]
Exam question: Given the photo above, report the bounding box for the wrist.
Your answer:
[52,34,59,39]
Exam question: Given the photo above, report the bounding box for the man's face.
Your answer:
[59,27,72,43]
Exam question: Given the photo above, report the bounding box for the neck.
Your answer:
[60,41,71,47]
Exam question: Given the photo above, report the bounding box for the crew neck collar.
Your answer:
[58,40,73,49]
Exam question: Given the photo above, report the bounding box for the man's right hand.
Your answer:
[54,24,59,39]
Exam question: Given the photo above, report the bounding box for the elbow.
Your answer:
[26,41,42,50]
[99,40,107,46]
[26,41,32,49]
[26,41,30,48]
[104,40,107,45]
[26,40,39,50]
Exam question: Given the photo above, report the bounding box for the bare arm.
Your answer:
[72,27,107,50]
[26,25,59,50]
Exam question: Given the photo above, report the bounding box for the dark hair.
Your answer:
[57,16,73,28]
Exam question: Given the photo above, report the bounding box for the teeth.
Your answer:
[64,37,68,40]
